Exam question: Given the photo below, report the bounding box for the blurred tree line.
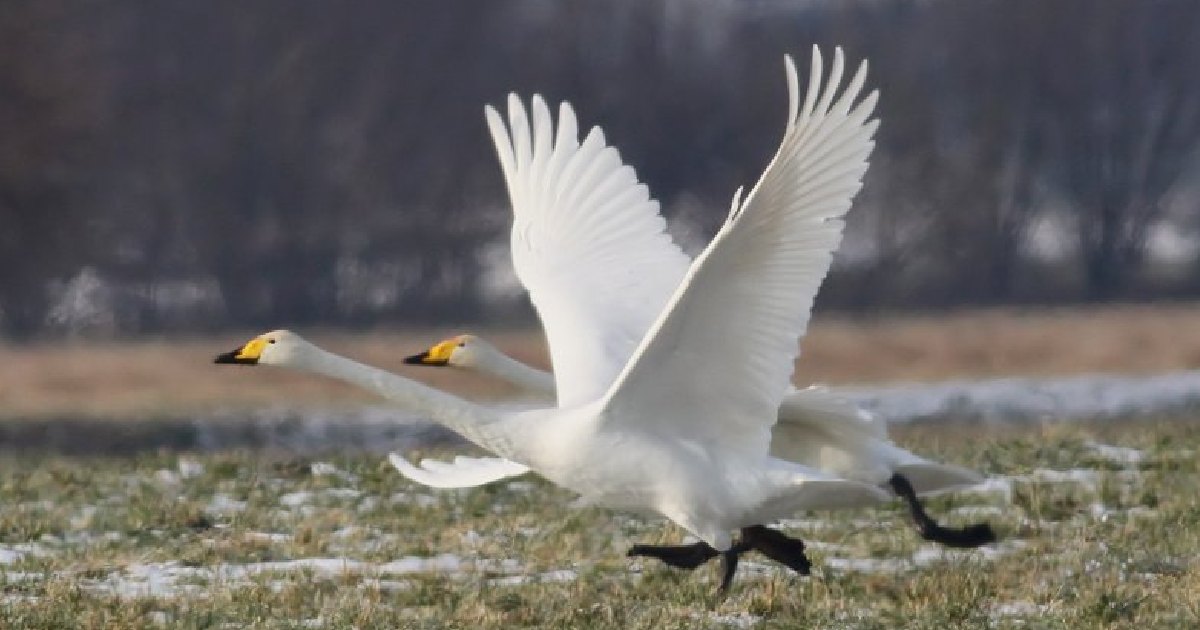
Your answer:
[1,0,1198,338]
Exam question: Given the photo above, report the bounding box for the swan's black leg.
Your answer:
[718,541,750,593]
[888,473,996,548]
[741,525,811,575]
[627,541,719,570]
[631,527,811,594]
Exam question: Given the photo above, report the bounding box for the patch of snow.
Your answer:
[279,491,314,507]
[0,543,52,565]
[1023,468,1102,487]
[947,506,1005,519]
[841,370,1200,425]
[357,578,412,592]
[310,462,358,483]
[697,611,764,628]
[244,532,291,544]
[0,571,42,583]
[205,494,247,516]
[1087,504,1158,523]
[488,569,578,586]
[991,601,1053,617]
[377,553,520,576]
[178,459,205,479]
[390,492,438,508]
[309,462,338,476]
[823,556,909,574]
[1084,442,1144,466]
[1,594,41,605]
[322,488,361,500]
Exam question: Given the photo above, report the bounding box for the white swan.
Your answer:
[404,334,980,492]
[219,47,893,591]
[392,45,990,549]
[405,334,995,547]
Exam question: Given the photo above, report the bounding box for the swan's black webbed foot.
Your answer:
[629,526,812,594]
[627,541,718,570]
[740,525,812,575]
[889,473,997,548]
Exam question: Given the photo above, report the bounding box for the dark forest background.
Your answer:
[2,0,1199,338]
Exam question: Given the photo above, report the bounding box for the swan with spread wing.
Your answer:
[399,47,994,550]
[219,48,909,591]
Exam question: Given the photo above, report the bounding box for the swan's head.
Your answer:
[214,329,309,367]
[403,334,488,368]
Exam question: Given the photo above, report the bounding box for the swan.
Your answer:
[219,47,894,592]
[397,46,994,551]
[404,334,994,548]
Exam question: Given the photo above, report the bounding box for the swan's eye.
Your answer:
[268,339,277,344]
[458,342,466,348]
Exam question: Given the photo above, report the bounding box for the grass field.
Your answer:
[3,420,1198,628]
[3,304,1200,420]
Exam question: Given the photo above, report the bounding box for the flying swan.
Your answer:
[405,334,994,548]
[220,47,906,592]
[398,49,994,550]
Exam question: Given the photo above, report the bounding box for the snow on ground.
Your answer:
[196,371,1200,452]
[75,554,527,599]
[0,449,1174,604]
[840,370,1200,425]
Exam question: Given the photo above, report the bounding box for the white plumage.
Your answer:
[395,49,980,496]
[218,47,893,556]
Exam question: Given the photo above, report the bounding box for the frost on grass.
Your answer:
[70,555,529,600]
[0,421,1195,627]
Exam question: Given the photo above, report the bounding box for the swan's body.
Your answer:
[404,334,981,493]
[219,329,888,552]
[217,48,968,588]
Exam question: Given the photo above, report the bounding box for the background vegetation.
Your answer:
[2,0,1199,338]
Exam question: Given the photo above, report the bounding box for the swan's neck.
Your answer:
[474,347,556,397]
[296,345,507,453]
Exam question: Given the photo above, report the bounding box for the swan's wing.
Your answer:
[486,96,692,407]
[601,47,878,458]
[387,453,530,489]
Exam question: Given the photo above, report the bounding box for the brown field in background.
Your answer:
[2,304,1200,419]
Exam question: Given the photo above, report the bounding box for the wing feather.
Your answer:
[600,47,878,458]
[486,96,692,407]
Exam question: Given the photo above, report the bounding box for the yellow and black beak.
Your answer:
[214,336,267,365]
[403,338,457,367]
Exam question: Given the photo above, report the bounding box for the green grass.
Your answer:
[2,419,1198,629]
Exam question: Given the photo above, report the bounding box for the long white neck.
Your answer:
[472,345,557,397]
[292,344,510,454]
